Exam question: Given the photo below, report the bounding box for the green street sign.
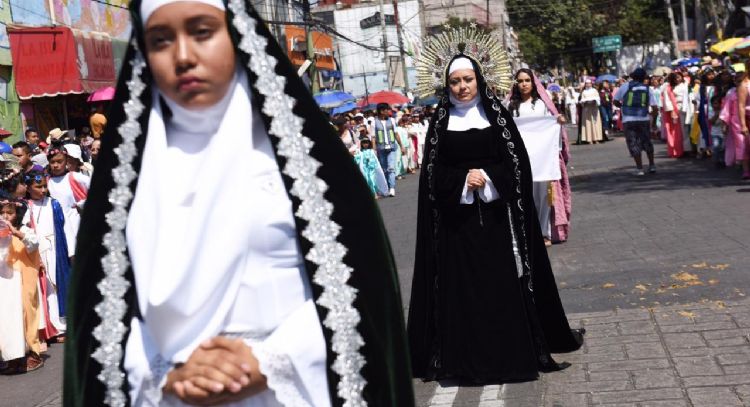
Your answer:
[592,35,622,53]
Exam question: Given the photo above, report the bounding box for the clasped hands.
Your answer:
[466,169,486,192]
[163,337,268,406]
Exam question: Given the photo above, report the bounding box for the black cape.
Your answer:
[407,57,583,382]
[63,1,414,405]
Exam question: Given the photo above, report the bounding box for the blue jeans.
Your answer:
[376,147,398,189]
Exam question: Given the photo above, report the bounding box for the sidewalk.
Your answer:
[527,298,750,407]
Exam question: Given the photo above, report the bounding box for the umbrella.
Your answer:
[313,90,355,109]
[677,57,701,67]
[595,74,617,84]
[357,90,410,108]
[709,37,743,54]
[728,38,750,53]
[546,84,562,93]
[652,66,672,76]
[0,142,11,154]
[331,101,357,115]
[87,86,116,102]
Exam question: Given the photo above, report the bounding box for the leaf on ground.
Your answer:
[672,271,700,282]
[602,283,615,289]
[714,301,726,309]
[691,262,708,269]
[708,279,720,285]
[655,288,667,294]
[677,310,696,318]
[635,284,648,292]
[710,264,730,271]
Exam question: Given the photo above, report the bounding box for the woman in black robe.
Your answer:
[408,54,584,384]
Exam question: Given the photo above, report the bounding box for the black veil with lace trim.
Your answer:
[407,55,583,381]
[63,0,414,405]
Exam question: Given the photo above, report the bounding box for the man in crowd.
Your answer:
[12,142,45,174]
[371,103,407,197]
[614,68,659,176]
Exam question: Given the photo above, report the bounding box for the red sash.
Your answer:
[68,173,88,202]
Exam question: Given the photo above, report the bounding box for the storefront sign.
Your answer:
[9,26,116,99]
[9,27,83,99]
[284,26,335,71]
[72,29,116,92]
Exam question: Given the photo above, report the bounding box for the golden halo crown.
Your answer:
[415,26,513,98]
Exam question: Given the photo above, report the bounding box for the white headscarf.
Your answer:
[446,57,491,131]
[141,0,226,25]
[127,66,268,362]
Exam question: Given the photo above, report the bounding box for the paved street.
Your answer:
[379,130,750,406]
[3,132,749,406]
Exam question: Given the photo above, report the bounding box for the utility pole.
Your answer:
[392,0,410,92]
[694,0,705,53]
[486,0,490,27]
[679,0,689,41]
[378,0,392,90]
[350,66,375,103]
[664,0,681,58]
[417,0,427,38]
[302,0,319,93]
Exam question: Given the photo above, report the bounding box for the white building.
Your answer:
[317,1,422,98]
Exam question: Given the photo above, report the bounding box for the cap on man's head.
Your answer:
[631,68,647,81]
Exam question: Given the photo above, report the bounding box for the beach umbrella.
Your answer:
[546,84,562,92]
[709,37,743,54]
[331,101,357,115]
[87,86,116,102]
[595,74,617,84]
[357,90,410,108]
[313,90,355,109]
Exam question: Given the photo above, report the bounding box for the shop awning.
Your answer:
[9,26,117,100]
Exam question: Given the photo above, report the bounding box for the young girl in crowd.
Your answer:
[45,143,89,259]
[23,171,69,343]
[0,195,43,373]
[355,136,388,197]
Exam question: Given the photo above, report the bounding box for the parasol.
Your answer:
[313,90,356,109]
[87,86,116,102]
[357,90,410,108]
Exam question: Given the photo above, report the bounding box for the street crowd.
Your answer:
[0,112,103,374]
[330,103,433,198]
[551,56,750,178]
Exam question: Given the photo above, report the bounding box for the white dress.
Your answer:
[24,197,66,332]
[124,71,330,406]
[0,234,25,361]
[47,172,90,255]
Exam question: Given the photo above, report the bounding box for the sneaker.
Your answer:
[648,164,656,174]
[388,188,395,197]
[634,169,645,176]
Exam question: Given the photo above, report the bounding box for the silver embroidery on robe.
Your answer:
[92,41,147,407]
[227,1,367,405]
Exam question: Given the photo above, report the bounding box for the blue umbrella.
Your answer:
[331,101,357,115]
[547,84,562,93]
[0,142,11,154]
[314,90,355,109]
[595,74,617,84]
[677,57,701,67]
